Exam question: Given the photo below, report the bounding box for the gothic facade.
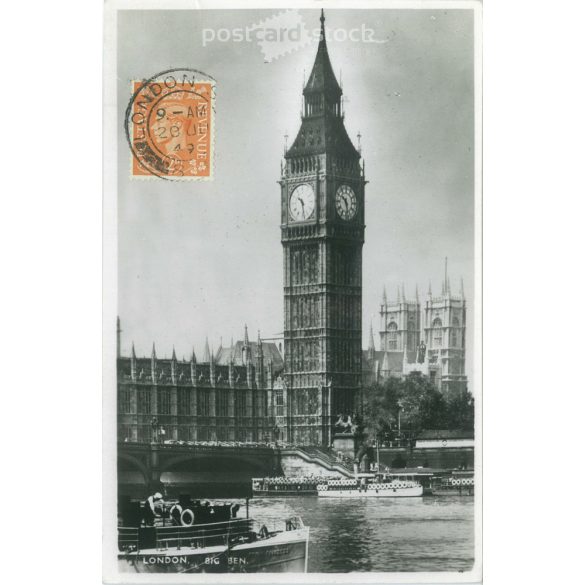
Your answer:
[117,323,288,444]
[363,267,468,396]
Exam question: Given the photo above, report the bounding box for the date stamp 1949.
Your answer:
[125,68,215,180]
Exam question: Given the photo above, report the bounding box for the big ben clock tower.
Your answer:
[279,11,365,446]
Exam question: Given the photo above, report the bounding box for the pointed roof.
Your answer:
[151,342,157,359]
[216,340,284,370]
[286,10,359,160]
[191,347,197,364]
[368,323,375,351]
[243,324,249,346]
[203,337,211,362]
[131,342,136,359]
[304,10,342,98]
[171,346,177,361]
[382,285,388,306]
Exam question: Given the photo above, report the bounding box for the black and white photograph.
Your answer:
[104,1,482,580]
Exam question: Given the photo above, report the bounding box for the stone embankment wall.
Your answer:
[378,447,474,470]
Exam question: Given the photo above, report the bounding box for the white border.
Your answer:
[103,2,119,582]
[103,1,482,583]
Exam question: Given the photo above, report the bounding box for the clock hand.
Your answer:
[299,198,305,218]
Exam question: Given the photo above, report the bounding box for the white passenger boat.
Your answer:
[316,473,423,498]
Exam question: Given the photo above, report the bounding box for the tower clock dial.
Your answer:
[289,184,315,221]
[335,185,357,220]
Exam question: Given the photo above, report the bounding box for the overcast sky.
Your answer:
[117,8,475,371]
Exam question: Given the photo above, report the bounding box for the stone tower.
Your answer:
[280,10,365,445]
[423,259,467,395]
[379,284,421,353]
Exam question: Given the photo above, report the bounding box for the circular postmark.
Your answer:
[125,68,215,180]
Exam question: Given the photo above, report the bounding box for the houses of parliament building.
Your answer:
[117,12,468,447]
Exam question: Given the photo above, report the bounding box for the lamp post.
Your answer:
[397,401,404,446]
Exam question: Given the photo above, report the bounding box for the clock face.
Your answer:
[335,185,357,220]
[289,184,315,221]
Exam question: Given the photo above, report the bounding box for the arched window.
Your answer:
[432,318,443,348]
[387,322,398,350]
[450,317,460,347]
[407,318,416,350]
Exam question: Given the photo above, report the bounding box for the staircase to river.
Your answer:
[279,445,355,478]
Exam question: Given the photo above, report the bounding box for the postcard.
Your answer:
[103,1,482,582]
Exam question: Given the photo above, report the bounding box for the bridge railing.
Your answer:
[119,439,276,450]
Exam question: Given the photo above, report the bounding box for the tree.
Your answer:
[400,372,447,432]
[360,376,402,443]
[360,373,474,445]
[444,390,474,431]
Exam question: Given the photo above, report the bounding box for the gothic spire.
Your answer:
[382,285,388,306]
[381,351,391,373]
[151,342,157,360]
[203,337,211,362]
[368,322,375,352]
[244,323,249,346]
[171,346,177,361]
[460,278,465,300]
[401,283,406,303]
[116,316,121,358]
[396,285,401,304]
[131,342,136,359]
[287,10,358,160]
[257,330,263,357]
[304,9,341,98]
[191,347,197,363]
[443,256,449,296]
[428,281,433,298]
[415,284,420,303]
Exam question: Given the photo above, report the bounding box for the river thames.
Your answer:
[246,495,474,573]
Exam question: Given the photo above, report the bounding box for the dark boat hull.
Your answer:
[118,528,308,573]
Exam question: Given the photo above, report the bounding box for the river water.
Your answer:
[247,495,475,573]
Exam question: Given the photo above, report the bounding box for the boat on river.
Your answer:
[317,473,423,498]
[252,476,338,496]
[118,498,309,573]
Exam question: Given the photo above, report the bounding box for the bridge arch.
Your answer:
[118,452,149,486]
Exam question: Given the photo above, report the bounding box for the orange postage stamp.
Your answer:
[125,69,214,180]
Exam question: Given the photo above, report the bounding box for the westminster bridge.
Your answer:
[117,440,355,498]
[118,441,280,497]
